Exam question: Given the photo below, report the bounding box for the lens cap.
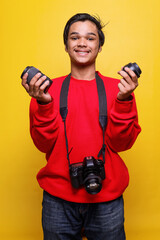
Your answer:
[123,62,142,78]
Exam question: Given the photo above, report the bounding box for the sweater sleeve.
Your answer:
[29,98,59,153]
[105,95,141,152]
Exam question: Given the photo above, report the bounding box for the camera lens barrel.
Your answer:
[21,66,53,91]
[83,157,105,194]
[123,62,142,78]
[84,174,102,195]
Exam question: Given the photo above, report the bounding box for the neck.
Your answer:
[70,62,96,80]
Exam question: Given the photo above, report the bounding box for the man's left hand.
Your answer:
[117,67,139,101]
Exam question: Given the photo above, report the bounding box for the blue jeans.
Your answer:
[42,191,126,240]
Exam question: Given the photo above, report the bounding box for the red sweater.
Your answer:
[30,72,141,203]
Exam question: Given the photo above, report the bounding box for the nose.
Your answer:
[77,37,87,47]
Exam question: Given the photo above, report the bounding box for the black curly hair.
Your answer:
[63,13,105,48]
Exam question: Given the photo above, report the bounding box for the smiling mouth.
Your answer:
[74,50,90,55]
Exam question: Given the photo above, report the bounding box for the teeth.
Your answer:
[78,51,88,54]
[75,50,89,53]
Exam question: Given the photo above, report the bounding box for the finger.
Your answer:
[124,67,138,83]
[29,72,42,86]
[21,73,30,91]
[39,80,50,94]
[21,72,28,85]
[118,70,132,84]
[118,82,132,94]
[118,82,123,92]
[29,72,42,92]
[117,82,133,101]
[118,77,138,97]
[119,78,129,88]
[33,75,47,93]
[123,68,139,89]
[120,77,137,93]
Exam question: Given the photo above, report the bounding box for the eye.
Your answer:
[88,37,94,41]
[71,37,78,40]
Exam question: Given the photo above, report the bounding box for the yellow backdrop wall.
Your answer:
[1,0,160,239]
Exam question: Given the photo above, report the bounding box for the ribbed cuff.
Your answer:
[37,99,54,116]
[115,96,134,113]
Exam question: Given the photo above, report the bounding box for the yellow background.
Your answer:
[1,0,160,239]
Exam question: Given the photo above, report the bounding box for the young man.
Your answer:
[22,13,141,240]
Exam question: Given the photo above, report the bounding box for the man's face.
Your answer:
[65,20,102,66]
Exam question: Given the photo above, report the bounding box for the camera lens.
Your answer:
[21,66,52,92]
[84,174,102,195]
[123,62,142,78]
[82,157,104,194]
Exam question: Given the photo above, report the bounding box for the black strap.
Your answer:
[95,73,107,162]
[60,72,107,166]
[60,73,71,121]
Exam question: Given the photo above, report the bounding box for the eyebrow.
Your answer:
[70,32,97,36]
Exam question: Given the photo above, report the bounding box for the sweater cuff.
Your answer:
[115,95,135,114]
[37,99,54,116]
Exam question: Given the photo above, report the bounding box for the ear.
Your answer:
[98,46,102,53]
[65,45,68,52]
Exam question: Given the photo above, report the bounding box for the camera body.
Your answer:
[21,66,53,92]
[69,156,105,195]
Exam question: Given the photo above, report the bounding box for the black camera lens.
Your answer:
[123,62,142,78]
[21,66,52,92]
[83,157,104,195]
[84,174,102,195]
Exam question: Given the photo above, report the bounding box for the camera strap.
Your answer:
[60,72,107,166]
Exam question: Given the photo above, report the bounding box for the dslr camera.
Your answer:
[69,156,105,195]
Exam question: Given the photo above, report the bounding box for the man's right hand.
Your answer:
[21,72,52,104]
